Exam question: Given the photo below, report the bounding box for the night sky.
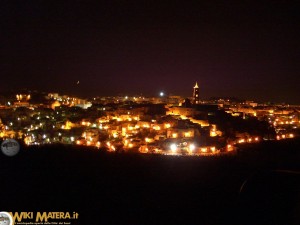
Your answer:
[1,1,299,103]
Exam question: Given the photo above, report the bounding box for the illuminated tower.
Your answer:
[193,82,199,104]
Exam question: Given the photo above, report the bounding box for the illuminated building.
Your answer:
[210,124,222,137]
[16,94,31,101]
[167,127,195,138]
[51,100,61,110]
[166,106,197,117]
[14,94,31,107]
[193,82,199,104]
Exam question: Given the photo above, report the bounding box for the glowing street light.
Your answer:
[189,144,195,152]
[96,141,101,148]
[170,143,177,153]
[159,92,164,97]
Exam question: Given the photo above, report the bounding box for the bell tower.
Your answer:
[193,82,199,104]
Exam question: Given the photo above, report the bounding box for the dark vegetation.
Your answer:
[208,110,275,139]
[0,139,299,225]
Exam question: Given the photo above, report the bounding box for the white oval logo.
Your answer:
[1,139,20,157]
[0,212,13,225]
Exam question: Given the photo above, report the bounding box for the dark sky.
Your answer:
[1,1,299,103]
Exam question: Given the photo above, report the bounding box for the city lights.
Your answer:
[201,148,207,153]
[227,144,233,151]
[238,139,245,143]
[170,143,177,153]
[1,6,299,225]
[164,123,171,129]
[96,141,101,148]
[0,82,298,154]
[189,144,195,152]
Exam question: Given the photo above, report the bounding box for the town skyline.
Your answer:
[1,82,299,106]
[0,82,299,155]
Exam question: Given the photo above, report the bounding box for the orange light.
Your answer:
[96,141,101,147]
[153,126,161,131]
[165,123,171,128]
[210,130,217,137]
[185,132,191,137]
[227,144,233,151]
[201,148,207,153]
[276,135,281,140]
[238,139,245,143]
